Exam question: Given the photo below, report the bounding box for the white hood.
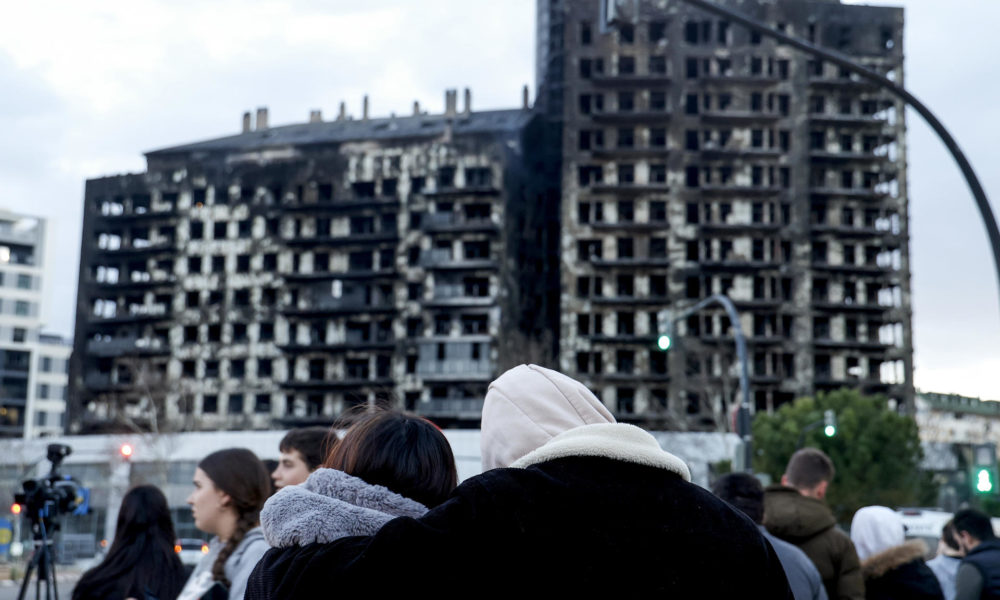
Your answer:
[480,364,615,470]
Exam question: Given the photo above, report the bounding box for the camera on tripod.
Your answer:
[13,443,88,600]
[14,444,85,522]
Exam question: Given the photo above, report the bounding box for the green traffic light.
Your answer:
[976,468,994,493]
[824,425,836,437]
[656,335,671,351]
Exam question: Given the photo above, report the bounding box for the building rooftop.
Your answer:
[145,108,531,157]
[918,391,1000,416]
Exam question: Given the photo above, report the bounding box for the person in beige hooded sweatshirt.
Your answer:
[247,364,793,599]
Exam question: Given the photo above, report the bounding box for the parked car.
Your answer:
[175,538,209,567]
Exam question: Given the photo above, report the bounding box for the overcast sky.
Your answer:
[2,0,997,399]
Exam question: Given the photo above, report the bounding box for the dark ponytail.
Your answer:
[197,448,270,587]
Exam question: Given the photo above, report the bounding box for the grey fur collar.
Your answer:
[260,468,428,548]
[510,423,692,481]
[862,539,928,579]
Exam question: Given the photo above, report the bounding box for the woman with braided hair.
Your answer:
[178,448,271,600]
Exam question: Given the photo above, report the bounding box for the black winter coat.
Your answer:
[247,455,793,598]
[862,540,944,600]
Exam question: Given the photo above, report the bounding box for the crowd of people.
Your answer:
[66,364,1000,599]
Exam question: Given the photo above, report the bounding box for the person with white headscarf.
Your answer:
[850,505,944,600]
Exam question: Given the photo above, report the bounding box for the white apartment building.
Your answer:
[0,209,70,437]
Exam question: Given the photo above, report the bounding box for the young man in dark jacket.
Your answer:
[714,472,828,600]
[765,448,864,600]
[953,508,1000,600]
[247,365,793,598]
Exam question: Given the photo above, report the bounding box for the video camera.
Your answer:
[14,444,86,524]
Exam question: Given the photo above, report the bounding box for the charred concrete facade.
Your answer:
[71,0,914,433]
[540,0,913,427]
[69,95,558,432]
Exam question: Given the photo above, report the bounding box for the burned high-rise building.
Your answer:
[540,0,912,427]
[71,0,913,433]
[70,92,559,433]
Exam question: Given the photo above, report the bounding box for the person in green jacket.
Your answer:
[765,447,865,600]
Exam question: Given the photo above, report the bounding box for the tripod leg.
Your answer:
[47,545,58,600]
[16,544,41,600]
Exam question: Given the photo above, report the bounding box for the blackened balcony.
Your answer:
[417,398,485,419]
[85,337,170,356]
[423,284,494,307]
[808,113,888,127]
[93,238,174,256]
[285,295,395,316]
[284,267,397,281]
[421,213,500,234]
[281,197,400,213]
[89,303,172,325]
[809,186,891,200]
[589,256,671,268]
[591,111,672,124]
[590,74,673,87]
[91,273,177,290]
[589,182,670,195]
[417,359,494,381]
[809,224,901,240]
[698,184,784,196]
[700,111,783,124]
[421,185,501,197]
[419,249,498,271]
[285,232,399,247]
[282,377,394,390]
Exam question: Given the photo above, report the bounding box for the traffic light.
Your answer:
[823,409,837,437]
[656,310,673,351]
[10,503,21,515]
[972,444,998,495]
[119,443,134,461]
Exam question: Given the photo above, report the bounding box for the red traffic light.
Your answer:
[119,443,133,459]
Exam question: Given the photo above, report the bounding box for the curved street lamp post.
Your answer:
[661,294,752,472]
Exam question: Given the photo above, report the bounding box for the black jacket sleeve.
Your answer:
[247,489,484,599]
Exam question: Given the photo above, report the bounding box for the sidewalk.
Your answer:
[0,564,84,586]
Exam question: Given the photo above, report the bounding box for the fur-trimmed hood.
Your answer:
[861,539,928,579]
[260,468,428,548]
[510,422,691,481]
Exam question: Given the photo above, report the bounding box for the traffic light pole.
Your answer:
[670,294,752,473]
[669,0,1000,325]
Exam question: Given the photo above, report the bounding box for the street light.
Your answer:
[972,443,998,496]
[658,294,752,472]
[798,409,838,448]
[656,310,673,352]
[823,409,837,438]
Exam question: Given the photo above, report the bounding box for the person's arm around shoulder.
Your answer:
[246,476,493,599]
[955,562,984,600]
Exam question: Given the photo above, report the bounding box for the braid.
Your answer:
[210,512,257,588]
[196,448,271,591]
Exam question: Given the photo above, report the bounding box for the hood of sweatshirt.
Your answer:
[764,485,838,542]
[260,468,428,548]
[850,505,905,562]
[480,364,615,471]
